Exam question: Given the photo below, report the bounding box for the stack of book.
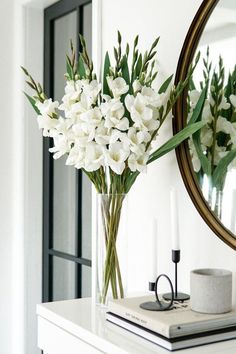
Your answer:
[106,295,236,351]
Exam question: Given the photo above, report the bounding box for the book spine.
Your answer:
[108,302,170,338]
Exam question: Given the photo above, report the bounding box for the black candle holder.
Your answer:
[140,274,174,311]
[163,250,190,302]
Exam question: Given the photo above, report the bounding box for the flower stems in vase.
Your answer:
[98,193,126,304]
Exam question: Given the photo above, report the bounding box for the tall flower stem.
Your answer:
[99,194,125,304]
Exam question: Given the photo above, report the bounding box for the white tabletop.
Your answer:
[37,297,236,354]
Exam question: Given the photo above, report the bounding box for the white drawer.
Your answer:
[38,316,104,354]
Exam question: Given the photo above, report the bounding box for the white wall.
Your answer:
[1,1,236,354]
[101,0,236,301]
[0,1,56,354]
[0,1,14,353]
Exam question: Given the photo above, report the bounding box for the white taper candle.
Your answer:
[149,218,158,283]
[170,187,180,250]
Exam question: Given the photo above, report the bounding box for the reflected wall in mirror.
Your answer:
[174,0,236,249]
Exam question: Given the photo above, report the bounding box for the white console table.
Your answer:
[37,298,236,354]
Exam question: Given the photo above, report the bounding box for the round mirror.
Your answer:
[174,0,236,249]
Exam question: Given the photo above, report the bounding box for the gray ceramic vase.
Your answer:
[190,268,232,314]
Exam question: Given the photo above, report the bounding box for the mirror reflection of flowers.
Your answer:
[22,32,204,304]
[188,48,236,218]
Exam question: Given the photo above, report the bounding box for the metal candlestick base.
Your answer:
[140,274,174,311]
[140,300,173,311]
[162,250,190,302]
[163,292,190,302]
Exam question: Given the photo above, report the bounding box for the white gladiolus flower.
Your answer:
[188,139,201,172]
[132,80,142,93]
[82,80,101,105]
[128,152,149,172]
[37,114,58,137]
[84,142,104,171]
[59,80,89,114]
[80,107,102,126]
[72,123,95,147]
[36,98,59,116]
[54,116,74,134]
[202,102,213,123]
[101,98,124,117]
[210,95,230,110]
[201,126,213,147]
[65,80,81,98]
[138,118,159,132]
[219,96,230,110]
[216,117,234,135]
[189,90,201,106]
[106,142,129,174]
[116,117,129,131]
[141,86,164,108]
[75,92,93,111]
[131,143,146,156]
[95,123,111,145]
[124,94,135,112]
[109,130,129,148]
[125,93,153,129]
[64,80,77,94]
[101,98,129,131]
[66,145,85,169]
[49,134,71,159]
[58,81,82,117]
[125,127,150,154]
[107,77,129,98]
[128,127,144,144]
[102,94,112,102]
[58,94,76,116]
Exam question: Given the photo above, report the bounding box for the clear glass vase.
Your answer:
[96,193,128,306]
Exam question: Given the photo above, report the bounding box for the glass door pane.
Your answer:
[44,1,92,303]
[53,257,77,301]
[53,11,77,255]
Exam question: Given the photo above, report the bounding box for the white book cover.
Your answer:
[106,312,236,351]
[108,295,236,338]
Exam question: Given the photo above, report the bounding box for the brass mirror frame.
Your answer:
[173,0,236,250]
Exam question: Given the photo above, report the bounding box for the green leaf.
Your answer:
[77,55,86,78]
[186,86,211,175]
[121,54,130,87]
[125,171,140,193]
[189,76,196,91]
[158,75,173,94]
[21,65,29,76]
[103,52,111,95]
[66,58,73,80]
[188,87,207,125]
[192,131,211,175]
[148,121,205,164]
[212,149,236,189]
[23,92,40,114]
[134,53,142,80]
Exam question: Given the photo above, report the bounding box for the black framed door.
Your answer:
[43,0,92,302]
